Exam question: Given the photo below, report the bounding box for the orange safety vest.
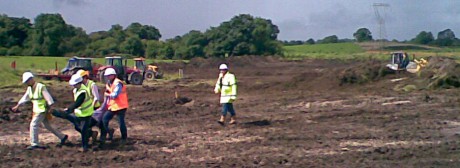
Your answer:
[106,78,129,111]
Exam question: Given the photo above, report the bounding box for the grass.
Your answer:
[283,43,365,59]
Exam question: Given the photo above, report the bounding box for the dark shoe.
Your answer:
[27,145,46,150]
[108,128,115,140]
[91,131,98,144]
[217,120,225,126]
[60,135,68,145]
[120,139,127,146]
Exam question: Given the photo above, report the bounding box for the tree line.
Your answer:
[1,13,459,58]
[282,27,460,47]
[0,13,281,58]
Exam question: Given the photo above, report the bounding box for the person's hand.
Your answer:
[104,92,110,97]
[11,105,19,113]
[214,89,219,94]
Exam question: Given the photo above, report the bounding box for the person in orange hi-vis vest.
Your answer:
[99,68,129,147]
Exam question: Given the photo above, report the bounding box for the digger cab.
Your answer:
[387,51,410,71]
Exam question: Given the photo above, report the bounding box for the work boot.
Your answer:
[229,116,236,124]
[26,145,46,150]
[120,139,127,146]
[91,131,98,144]
[217,116,225,125]
[108,128,115,141]
[60,135,68,145]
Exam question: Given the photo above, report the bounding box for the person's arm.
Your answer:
[65,93,85,114]
[230,75,237,100]
[41,86,54,106]
[91,83,100,103]
[17,89,31,106]
[108,82,123,99]
[214,73,223,94]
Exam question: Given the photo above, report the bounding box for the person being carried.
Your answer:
[12,72,68,150]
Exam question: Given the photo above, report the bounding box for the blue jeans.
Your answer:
[221,103,235,116]
[101,109,127,141]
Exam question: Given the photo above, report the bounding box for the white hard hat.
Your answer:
[219,64,228,70]
[22,72,34,83]
[69,74,83,86]
[104,68,117,76]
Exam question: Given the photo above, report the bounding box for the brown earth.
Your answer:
[2,56,460,167]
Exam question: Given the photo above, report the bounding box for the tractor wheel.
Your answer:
[144,71,155,80]
[129,73,143,85]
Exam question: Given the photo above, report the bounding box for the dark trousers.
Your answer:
[78,116,91,149]
[52,110,97,133]
[221,103,236,116]
[101,109,127,141]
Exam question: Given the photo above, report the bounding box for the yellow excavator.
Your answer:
[386,51,428,73]
[133,57,163,80]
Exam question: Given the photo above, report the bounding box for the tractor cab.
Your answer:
[61,57,93,75]
[134,57,146,71]
[105,56,126,79]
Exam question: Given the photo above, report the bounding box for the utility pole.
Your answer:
[373,3,389,54]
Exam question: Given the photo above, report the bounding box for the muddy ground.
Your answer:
[2,56,460,167]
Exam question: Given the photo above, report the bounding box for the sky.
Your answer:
[0,0,459,41]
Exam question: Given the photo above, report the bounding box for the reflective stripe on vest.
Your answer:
[106,78,129,111]
[28,83,47,113]
[217,73,237,103]
[74,85,94,117]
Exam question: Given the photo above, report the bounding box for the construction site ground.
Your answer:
[2,56,460,167]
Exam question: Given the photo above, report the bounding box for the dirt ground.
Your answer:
[2,56,460,167]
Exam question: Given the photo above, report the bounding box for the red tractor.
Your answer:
[97,56,144,85]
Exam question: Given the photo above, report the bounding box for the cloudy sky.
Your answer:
[1,0,459,41]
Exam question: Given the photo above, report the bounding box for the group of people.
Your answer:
[13,67,129,152]
[11,63,238,152]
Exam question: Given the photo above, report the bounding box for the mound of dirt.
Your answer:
[419,57,460,89]
[188,56,280,69]
[338,60,394,85]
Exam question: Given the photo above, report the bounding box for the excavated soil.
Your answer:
[2,56,460,167]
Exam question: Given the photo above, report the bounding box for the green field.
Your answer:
[0,56,177,87]
[283,43,370,59]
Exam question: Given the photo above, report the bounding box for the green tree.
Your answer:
[306,38,315,44]
[126,22,161,40]
[321,35,339,43]
[120,36,144,56]
[435,29,456,46]
[353,28,373,42]
[411,31,434,45]
[0,14,31,48]
[25,13,69,56]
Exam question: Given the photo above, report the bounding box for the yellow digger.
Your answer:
[133,57,163,80]
[386,51,428,73]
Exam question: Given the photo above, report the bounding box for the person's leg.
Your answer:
[100,111,115,142]
[52,110,81,133]
[42,113,65,140]
[30,112,45,147]
[218,104,228,124]
[228,103,236,124]
[79,117,91,151]
[117,109,127,140]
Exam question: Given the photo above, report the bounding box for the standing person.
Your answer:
[65,74,95,152]
[100,68,129,146]
[76,70,101,109]
[11,72,68,150]
[214,64,238,125]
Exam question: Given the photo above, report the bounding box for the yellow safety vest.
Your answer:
[28,83,47,113]
[214,72,237,103]
[73,85,94,117]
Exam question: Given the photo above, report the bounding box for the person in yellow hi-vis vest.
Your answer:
[65,74,95,152]
[214,64,238,125]
[12,72,68,150]
[76,70,101,109]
